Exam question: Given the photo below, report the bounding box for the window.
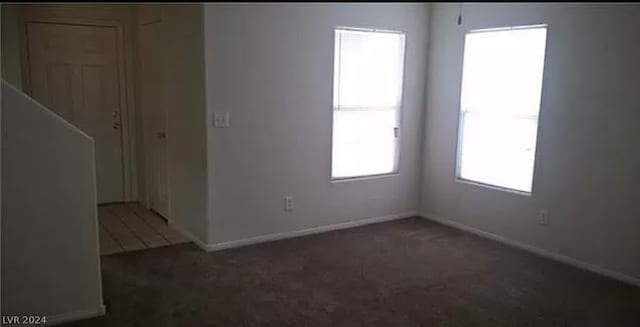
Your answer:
[457,25,547,193]
[331,27,406,179]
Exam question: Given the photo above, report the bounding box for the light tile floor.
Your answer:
[98,202,189,255]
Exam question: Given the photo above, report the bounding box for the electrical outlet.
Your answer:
[284,196,294,211]
[538,209,549,225]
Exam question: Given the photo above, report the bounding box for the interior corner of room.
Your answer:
[1,3,639,326]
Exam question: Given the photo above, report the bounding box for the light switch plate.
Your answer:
[213,112,230,128]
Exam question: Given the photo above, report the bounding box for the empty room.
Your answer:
[1,3,639,326]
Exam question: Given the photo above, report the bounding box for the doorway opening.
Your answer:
[98,203,186,255]
[13,4,173,253]
[24,20,130,203]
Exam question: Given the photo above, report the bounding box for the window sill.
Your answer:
[455,178,532,197]
[331,172,399,184]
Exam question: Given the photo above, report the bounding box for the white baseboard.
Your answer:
[47,304,106,326]
[205,211,418,251]
[420,213,640,288]
[177,211,418,252]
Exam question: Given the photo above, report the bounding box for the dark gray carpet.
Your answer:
[65,217,640,327]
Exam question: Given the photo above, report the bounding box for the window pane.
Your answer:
[461,27,547,116]
[334,29,405,109]
[459,113,538,192]
[332,28,405,179]
[332,110,396,178]
[458,26,547,193]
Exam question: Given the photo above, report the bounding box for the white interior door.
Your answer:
[139,21,169,218]
[26,22,125,203]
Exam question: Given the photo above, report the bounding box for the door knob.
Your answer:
[112,122,121,130]
[156,131,167,139]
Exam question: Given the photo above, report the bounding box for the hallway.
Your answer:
[98,203,189,255]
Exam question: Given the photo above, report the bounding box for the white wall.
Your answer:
[1,81,104,321]
[161,5,209,242]
[422,4,640,280]
[204,4,430,244]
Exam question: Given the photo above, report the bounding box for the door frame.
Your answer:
[17,9,137,202]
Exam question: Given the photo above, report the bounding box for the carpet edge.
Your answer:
[180,211,418,252]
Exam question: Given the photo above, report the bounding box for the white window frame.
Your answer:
[454,24,548,195]
[330,26,407,182]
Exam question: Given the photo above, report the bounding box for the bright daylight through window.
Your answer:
[331,28,406,179]
[457,25,547,193]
